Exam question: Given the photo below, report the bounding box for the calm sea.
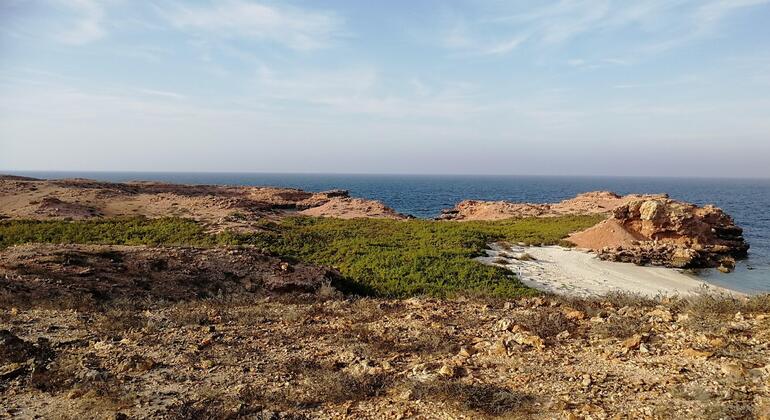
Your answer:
[8,171,770,294]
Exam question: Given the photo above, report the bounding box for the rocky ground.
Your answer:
[0,244,769,419]
[0,177,408,232]
[0,244,340,306]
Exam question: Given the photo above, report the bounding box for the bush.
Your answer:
[409,380,533,416]
[514,308,577,338]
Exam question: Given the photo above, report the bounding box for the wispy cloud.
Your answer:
[158,0,344,51]
[136,88,186,100]
[642,0,770,53]
[480,36,528,56]
[55,0,106,45]
[440,0,770,58]
[245,66,489,120]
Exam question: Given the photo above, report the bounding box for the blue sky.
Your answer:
[1,0,770,177]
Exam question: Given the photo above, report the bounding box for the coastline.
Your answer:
[478,243,745,298]
[0,175,760,296]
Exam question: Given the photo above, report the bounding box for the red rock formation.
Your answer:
[439,191,749,271]
[438,191,666,221]
[299,197,410,220]
[565,198,749,270]
[591,199,749,271]
[0,177,405,225]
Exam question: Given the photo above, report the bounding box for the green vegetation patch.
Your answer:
[0,214,602,298]
[0,218,216,248]
[220,215,602,297]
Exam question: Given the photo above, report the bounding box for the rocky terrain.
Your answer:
[570,198,749,272]
[299,197,411,220]
[1,245,768,419]
[438,191,666,221]
[0,244,340,307]
[0,177,409,231]
[440,191,749,271]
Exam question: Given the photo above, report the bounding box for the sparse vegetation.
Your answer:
[514,307,577,338]
[3,289,769,418]
[593,315,648,339]
[409,380,534,416]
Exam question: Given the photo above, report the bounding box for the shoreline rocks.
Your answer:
[440,190,749,271]
[588,198,749,271]
[438,191,666,221]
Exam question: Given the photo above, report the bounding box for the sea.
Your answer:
[7,171,770,294]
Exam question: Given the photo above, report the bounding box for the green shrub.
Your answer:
[0,214,602,299]
[228,215,602,298]
[0,218,215,248]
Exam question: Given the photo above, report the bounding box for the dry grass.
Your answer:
[409,380,534,416]
[30,352,134,411]
[91,309,149,338]
[514,308,577,338]
[593,315,648,339]
[241,370,393,410]
[684,292,770,317]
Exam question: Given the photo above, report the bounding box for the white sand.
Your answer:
[477,243,742,297]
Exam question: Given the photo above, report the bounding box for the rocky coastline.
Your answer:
[1,176,767,418]
[1,176,750,271]
[439,192,749,272]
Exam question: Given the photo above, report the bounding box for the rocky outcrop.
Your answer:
[0,176,401,226]
[439,190,749,271]
[299,197,411,220]
[570,198,749,271]
[438,191,666,221]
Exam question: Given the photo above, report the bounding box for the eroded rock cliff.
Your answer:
[578,198,749,271]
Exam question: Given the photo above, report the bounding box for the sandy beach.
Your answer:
[478,243,743,297]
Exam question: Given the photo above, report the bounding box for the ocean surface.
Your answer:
[8,171,770,294]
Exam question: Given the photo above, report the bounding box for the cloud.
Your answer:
[695,0,770,25]
[136,88,186,100]
[248,67,488,120]
[55,0,106,45]
[480,36,528,56]
[440,0,770,57]
[159,0,344,51]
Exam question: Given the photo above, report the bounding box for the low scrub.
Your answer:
[409,380,534,416]
[0,214,601,298]
[225,215,602,298]
[0,218,215,248]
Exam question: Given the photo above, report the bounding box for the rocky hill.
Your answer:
[0,177,410,230]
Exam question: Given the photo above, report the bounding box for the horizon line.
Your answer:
[3,169,770,181]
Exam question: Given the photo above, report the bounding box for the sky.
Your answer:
[1,0,770,177]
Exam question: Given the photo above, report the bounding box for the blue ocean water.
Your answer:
[8,171,770,293]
